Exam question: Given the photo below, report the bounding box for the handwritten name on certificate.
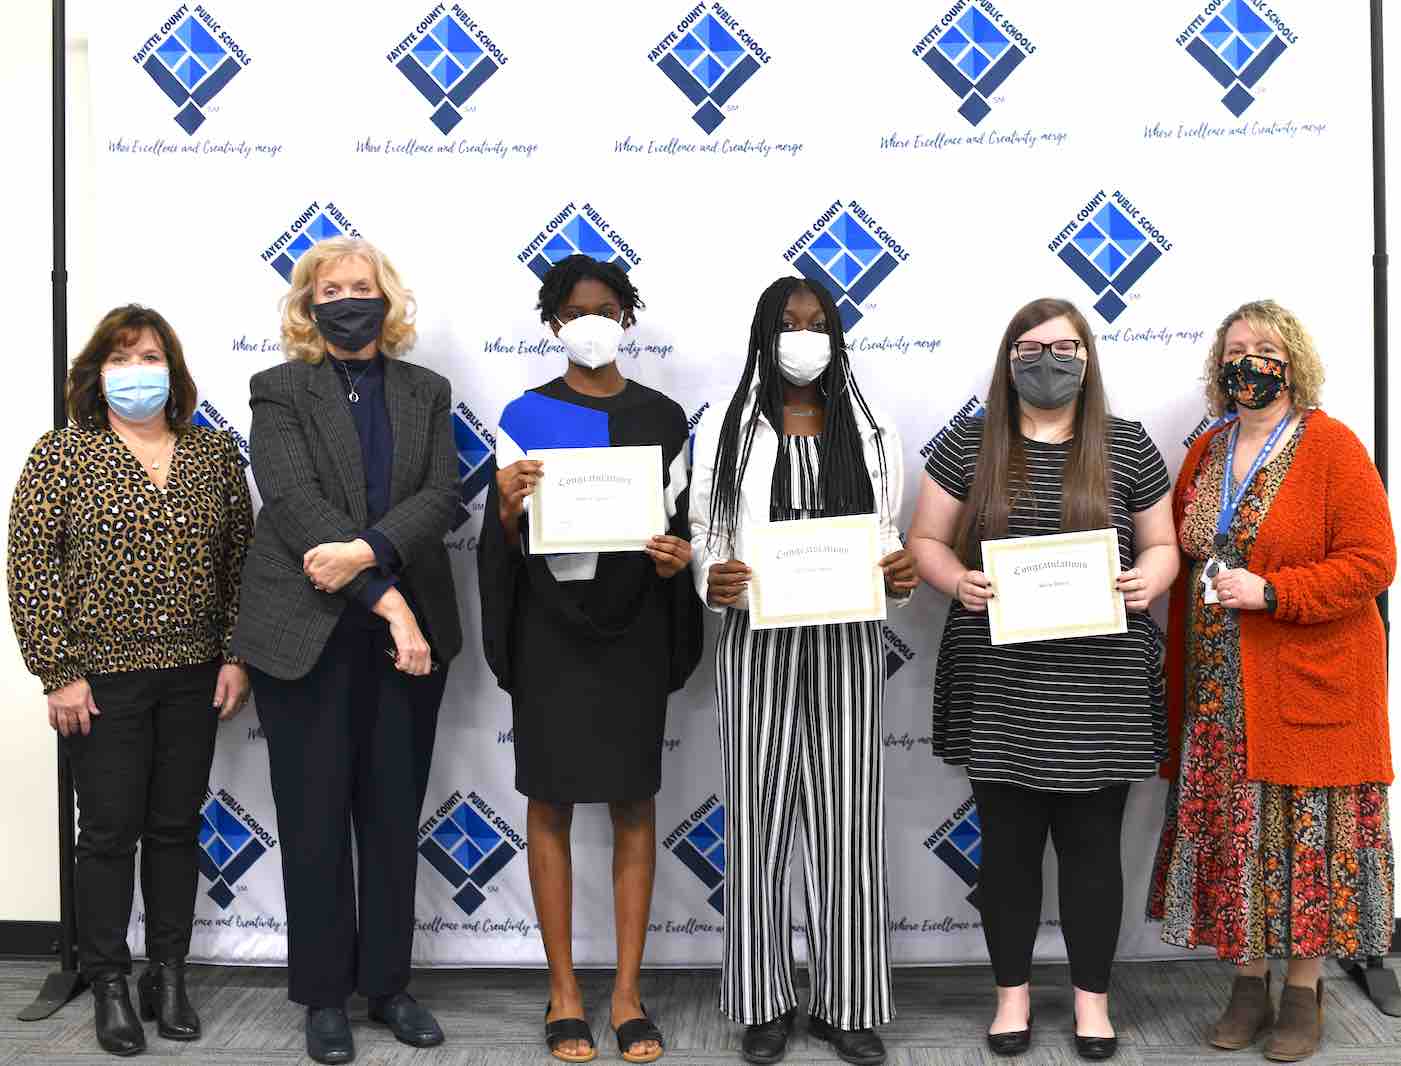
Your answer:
[527,445,666,555]
[981,529,1126,646]
[747,514,887,630]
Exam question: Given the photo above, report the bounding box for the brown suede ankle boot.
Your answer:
[1209,971,1274,1050]
[1264,978,1323,1062]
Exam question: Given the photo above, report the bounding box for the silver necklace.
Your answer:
[334,358,373,404]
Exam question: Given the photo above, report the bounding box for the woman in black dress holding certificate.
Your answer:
[478,255,701,1064]
[908,297,1177,1061]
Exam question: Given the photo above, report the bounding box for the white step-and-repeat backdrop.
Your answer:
[79,1,1374,967]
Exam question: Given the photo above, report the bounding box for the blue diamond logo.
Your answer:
[432,54,464,88]
[957,8,1009,60]
[937,25,970,61]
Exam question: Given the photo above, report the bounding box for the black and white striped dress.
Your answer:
[715,434,892,1029]
[926,415,1172,793]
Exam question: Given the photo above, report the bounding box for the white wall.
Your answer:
[0,2,63,923]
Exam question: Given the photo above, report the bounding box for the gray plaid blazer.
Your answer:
[231,356,464,680]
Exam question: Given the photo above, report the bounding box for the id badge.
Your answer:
[1202,559,1220,605]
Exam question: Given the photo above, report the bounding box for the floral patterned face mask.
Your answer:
[1219,354,1289,410]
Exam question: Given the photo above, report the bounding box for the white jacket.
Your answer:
[688,388,908,613]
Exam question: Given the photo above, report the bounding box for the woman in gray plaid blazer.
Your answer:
[232,237,462,1065]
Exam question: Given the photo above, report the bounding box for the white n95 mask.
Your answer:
[557,314,624,370]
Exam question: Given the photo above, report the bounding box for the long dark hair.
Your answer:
[706,277,887,552]
[67,304,198,430]
[953,297,1110,567]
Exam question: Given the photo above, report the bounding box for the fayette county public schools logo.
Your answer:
[1048,191,1172,324]
[260,201,363,282]
[882,625,916,680]
[924,795,981,908]
[1178,1,1296,117]
[913,1,1036,127]
[191,401,250,469]
[386,4,509,134]
[197,787,276,909]
[648,3,770,134]
[132,5,251,135]
[785,200,910,331]
[418,790,525,916]
[664,794,726,915]
[452,400,496,530]
[518,202,642,281]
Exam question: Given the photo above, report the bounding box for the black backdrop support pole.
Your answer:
[1346,0,1401,1021]
[17,0,84,1025]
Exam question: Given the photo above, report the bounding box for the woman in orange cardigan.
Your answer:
[1148,299,1395,1063]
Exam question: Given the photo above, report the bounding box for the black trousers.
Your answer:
[251,616,447,1008]
[971,780,1130,994]
[66,661,221,978]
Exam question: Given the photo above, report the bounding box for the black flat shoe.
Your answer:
[1073,1013,1118,1061]
[1075,1034,1118,1061]
[368,991,444,1048]
[613,1001,664,1063]
[92,973,146,1057]
[137,960,200,1040]
[305,1005,354,1065]
[987,1011,1034,1056]
[806,1015,886,1065]
[741,1008,795,1064]
[545,1001,597,1063]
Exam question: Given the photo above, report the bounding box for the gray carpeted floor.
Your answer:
[2,957,1400,1064]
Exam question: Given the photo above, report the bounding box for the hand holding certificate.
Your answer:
[527,445,666,555]
[746,514,887,630]
[981,529,1126,645]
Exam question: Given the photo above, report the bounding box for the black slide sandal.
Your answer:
[545,1002,597,1063]
[614,1003,665,1063]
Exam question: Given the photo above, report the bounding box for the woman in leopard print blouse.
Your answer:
[6,305,252,1056]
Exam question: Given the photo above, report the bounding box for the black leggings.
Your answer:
[971,780,1130,994]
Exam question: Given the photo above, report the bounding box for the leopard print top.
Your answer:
[6,425,253,692]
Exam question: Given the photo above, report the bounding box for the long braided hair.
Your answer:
[706,277,888,554]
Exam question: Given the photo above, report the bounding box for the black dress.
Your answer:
[478,378,702,803]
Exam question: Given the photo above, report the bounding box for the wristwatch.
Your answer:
[1263,581,1278,613]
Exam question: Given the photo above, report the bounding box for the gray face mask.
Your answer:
[1012,358,1084,410]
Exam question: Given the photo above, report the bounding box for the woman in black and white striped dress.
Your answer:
[908,298,1178,1061]
[689,277,917,1066]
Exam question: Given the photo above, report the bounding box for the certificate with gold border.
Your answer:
[527,445,666,555]
[746,514,887,630]
[982,529,1126,646]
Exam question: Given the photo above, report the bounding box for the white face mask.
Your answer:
[776,329,832,386]
[556,314,624,370]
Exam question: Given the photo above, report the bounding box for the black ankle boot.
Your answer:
[92,972,146,1056]
[137,960,200,1040]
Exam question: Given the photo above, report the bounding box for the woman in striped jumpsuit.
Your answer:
[689,276,917,1066]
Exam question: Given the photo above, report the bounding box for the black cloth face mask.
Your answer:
[1218,354,1288,410]
[312,296,387,352]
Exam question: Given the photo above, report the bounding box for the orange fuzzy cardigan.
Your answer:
[1160,410,1396,787]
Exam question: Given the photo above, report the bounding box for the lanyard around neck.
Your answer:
[1214,412,1293,550]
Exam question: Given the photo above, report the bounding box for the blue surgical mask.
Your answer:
[103,366,170,423]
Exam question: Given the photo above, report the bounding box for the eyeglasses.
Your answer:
[1011,339,1083,363]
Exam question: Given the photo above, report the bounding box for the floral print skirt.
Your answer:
[1147,562,1395,962]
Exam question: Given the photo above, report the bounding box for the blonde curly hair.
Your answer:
[280,237,417,363]
[1202,299,1324,416]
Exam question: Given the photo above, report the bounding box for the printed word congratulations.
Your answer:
[1012,559,1087,577]
[776,544,849,561]
[558,474,632,488]
[614,136,803,158]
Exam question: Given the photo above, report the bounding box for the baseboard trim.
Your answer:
[0,921,61,958]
